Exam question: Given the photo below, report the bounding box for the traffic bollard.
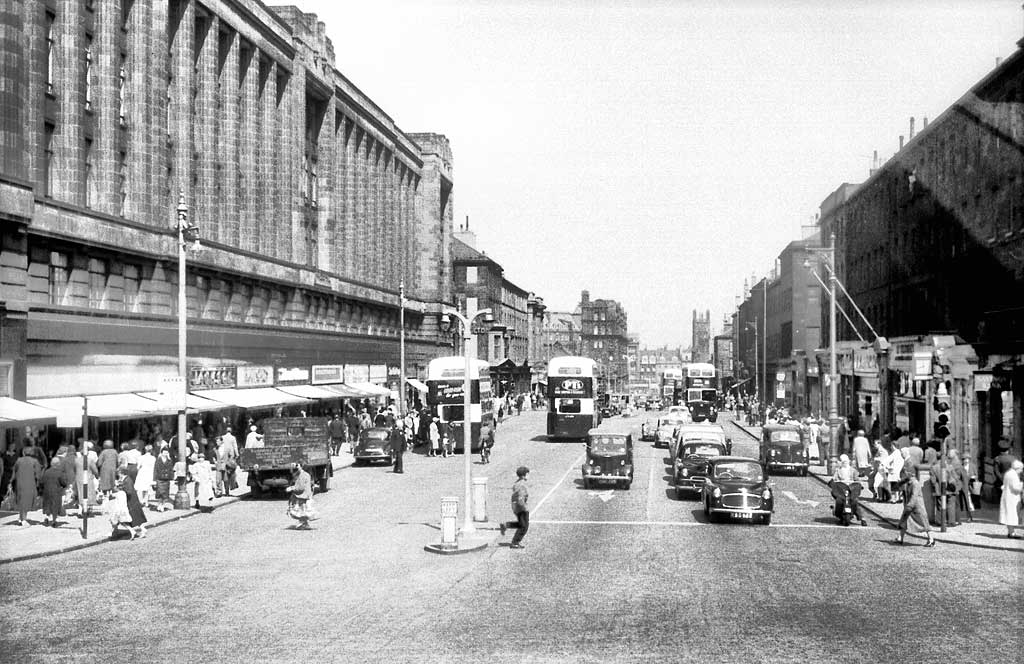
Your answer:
[440,496,459,548]
[472,476,488,522]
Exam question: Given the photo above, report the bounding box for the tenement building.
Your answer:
[0,1,455,447]
[579,290,629,393]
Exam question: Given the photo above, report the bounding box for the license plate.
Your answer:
[731,512,753,519]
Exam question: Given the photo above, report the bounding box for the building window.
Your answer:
[118,58,127,126]
[88,258,108,308]
[123,264,141,312]
[43,123,55,197]
[117,150,127,216]
[45,12,55,94]
[84,138,94,208]
[466,266,477,284]
[48,252,70,305]
[84,35,94,111]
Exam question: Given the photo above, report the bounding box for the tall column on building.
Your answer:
[169,0,195,229]
[53,0,85,206]
[218,27,240,246]
[0,0,28,180]
[238,41,259,252]
[194,10,217,243]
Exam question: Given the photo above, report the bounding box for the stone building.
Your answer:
[0,1,455,441]
[579,290,629,393]
[691,310,711,363]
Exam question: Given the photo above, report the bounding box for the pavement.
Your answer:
[0,452,356,564]
[730,417,1024,552]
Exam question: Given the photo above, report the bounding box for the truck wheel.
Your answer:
[583,478,591,490]
[621,480,631,491]
[318,473,330,493]
[249,483,263,499]
[762,513,772,526]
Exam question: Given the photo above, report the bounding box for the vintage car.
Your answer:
[653,415,686,449]
[640,420,657,442]
[701,456,774,524]
[581,431,633,489]
[673,439,729,500]
[670,422,731,464]
[353,427,395,465]
[759,423,809,476]
[687,399,718,423]
[667,405,691,419]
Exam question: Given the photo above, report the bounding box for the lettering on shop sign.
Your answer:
[311,365,343,385]
[387,366,401,377]
[344,365,369,384]
[189,366,237,389]
[837,350,854,376]
[854,348,878,376]
[550,376,591,398]
[369,364,387,382]
[237,365,273,388]
[276,367,310,385]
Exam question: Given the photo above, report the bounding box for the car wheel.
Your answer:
[704,499,713,522]
[583,478,591,490]
[675,487,683,501]
[622,480,631,491]
[318,472,330,493]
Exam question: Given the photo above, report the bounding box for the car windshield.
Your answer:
[363,431,388,442]
[713,461,763,481]
[682,433,725,445]
[681,443,726,458]
[770,430,802,444]
[590,437,628,455]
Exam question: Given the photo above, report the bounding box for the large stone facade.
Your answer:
[0,0,456,402]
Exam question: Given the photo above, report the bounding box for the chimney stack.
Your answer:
[923,116,928,129]
[899,135,905,150]
[909,117,915,140]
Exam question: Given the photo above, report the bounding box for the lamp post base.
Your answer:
[173,481,192,510]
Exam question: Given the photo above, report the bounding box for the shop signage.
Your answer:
[550,377,590,398]
[345,365,369,384]
[428,380,481,404]
[775,384,786,399]
[157,376,187,411]
[854,348,877,376]
[775,372,785,382]
[237,365,273,388]
[387,365,401,377]
[311,365,344,385]
[974,373,993,392]
[369,364,387,382]
[276,366,310,385]
[189,366,237,390]
[912,353,932,380]
[837,350,854,376]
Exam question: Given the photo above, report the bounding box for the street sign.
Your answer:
[158,376,187,410]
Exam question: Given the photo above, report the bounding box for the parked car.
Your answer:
[581,431,634,490]
[673,439,729,500]
[759,423,809,476]
[353,427,395,465]
[654,416,685,449]
[701,456,774,525]
[670,422,731,465]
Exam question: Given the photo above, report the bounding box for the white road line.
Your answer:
[529,520,867,529]
[531,451,585,518]
[645,458,656,522]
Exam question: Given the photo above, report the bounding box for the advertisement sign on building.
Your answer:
[854,348,878,376]
[311,365,344,385]
[369,364,387,383]
[189,366,237,390]
[237,365,274,388]
[276,366,310,385]
[345,365,369,384]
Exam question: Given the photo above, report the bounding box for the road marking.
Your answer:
[588,490,615,503]
[781,490,821,507]
[529,520,867,529]
[646,459,656,521]
[532,451,585,517]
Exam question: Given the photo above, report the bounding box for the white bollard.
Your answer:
[472,476,488,522]
[440,496,459,548]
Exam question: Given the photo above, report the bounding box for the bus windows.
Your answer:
[440,404,465,423]
[558,398,582,414]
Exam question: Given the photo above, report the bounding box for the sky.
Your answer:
[297,0,1022,347]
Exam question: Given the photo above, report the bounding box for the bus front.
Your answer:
[547,357,596,440]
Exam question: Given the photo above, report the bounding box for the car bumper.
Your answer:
[582,467,632,480]
[708,506,772,517]
[675,478,705,492]
[767,462,807,471]
[355,451,391,461]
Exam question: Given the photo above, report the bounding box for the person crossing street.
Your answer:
[499,466,530,549]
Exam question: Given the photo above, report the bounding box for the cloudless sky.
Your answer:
[298,0,1022,347]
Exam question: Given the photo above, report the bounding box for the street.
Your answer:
[1,410,1021,663]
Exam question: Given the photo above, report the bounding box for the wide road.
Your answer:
[1,409,1020,663]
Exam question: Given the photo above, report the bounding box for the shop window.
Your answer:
[43,123,55,197]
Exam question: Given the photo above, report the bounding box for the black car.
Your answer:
[673,440,729,500]
[353,427,395,465]
[687,399,718,423]
[701,456,774,525]
[581,431,633,489]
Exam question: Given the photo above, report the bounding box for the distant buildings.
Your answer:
[579,291,630,393]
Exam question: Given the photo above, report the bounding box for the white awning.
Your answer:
[349,382,391,397]
[134,391,227,413]
[0,397,58,425]
[191,387,311,409]
[404,378,428,393]
[275,384,345,400]
[29,394,166,421]
[320,383,371,398]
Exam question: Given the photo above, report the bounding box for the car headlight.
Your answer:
[762,488,772,500]
[252,464,259,472]
[712,487,721,498]
[682,468,689,477]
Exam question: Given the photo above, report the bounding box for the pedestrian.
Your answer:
[992,438,1019,496]
[286,463,316,530]
[121,441,141,481]
[883,440,905,504]
[328,414,346,457]
[120,468,147,538]
[830,454,868,527]
[392,424,404,474]
[40,457,69,528]
[191,453,216,511]
[998,460,1023,539]
[96,439,119,499]
[105,482,135,540]
[217,432,239,496]
[428,417,440,457]
[852,430,872,478]
[134,444,156,509]
[74,440,100,510]
[895,467,936,547]
[0,445,16,501]
[499,466,530,549]
[929,448,961,527]
[245,425,264,449]
[12,447,42,526]
[948,449,974,523]
[153,446,175,511]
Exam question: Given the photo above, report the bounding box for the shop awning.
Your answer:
[404,378,428,393]
[275,384,345,400]
[191,387,311,409]
[0,397,58,425]
[29,394,167,421]
[134,391,227,413]
[320,383,371,398]
[349,382,392,397]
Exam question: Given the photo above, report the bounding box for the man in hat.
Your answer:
[499,466,530,549]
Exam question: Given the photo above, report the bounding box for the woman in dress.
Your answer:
[134,444,156,510]
[895,467,935,547]
[286,463,315,530]
[190,452,216,512]
[40,457,69,527]
[883,441,905,504]
[12,447,42,527]
[120,468,147,537]
[96,439,119,499]
[428,418,440,458]
[998,460,1023,539]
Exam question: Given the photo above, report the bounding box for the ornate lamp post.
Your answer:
[440,305,494,538]
[174,191,200,509]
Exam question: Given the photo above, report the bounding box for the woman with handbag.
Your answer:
[12,447,43,527]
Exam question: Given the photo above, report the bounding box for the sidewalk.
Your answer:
[0,453,355,565]
[730,418,1024,552]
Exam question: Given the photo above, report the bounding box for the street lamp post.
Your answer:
[442,305,494,538]
[803,238,840,475]
[746,320,759,406]
[174,191,199,509]
[399,280,406,416]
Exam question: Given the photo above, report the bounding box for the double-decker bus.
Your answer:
[426,356,495,452]
[547,356,598,440]
[661,369,683,407]
[685,362,718,422]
